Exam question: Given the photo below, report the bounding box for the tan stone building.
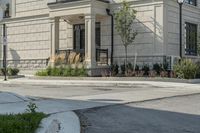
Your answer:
[0,0,200,74]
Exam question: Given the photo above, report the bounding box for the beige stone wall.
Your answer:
[164,0,200,57]
[15,0,48,17]
[59,19,73,50]
[1,0,199,70]
[110,0,165,65]
[5,17,51,69]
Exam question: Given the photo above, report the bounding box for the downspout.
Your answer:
[106,9,114,66]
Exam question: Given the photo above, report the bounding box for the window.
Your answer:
[185,22,198,56]
[185,0,197,6]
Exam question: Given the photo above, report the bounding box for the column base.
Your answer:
[87,67,110,77]
[49,57,56,68]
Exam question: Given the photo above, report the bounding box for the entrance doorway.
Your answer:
[73,22,101,53]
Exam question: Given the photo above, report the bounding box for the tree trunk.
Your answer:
[125,46,128,75]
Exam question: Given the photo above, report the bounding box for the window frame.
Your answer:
[185,22,198,56]
[185,0,197,6]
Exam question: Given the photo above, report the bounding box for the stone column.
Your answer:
[85,14,96,75]
[50,17,60,67]
[0,25,3,68]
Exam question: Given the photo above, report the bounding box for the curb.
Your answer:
[1,78,199,87]
[28,76,200,84]
[0,75,25,79]
[36,111,80,133]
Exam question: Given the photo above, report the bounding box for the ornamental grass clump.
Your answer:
[173,59,198,79]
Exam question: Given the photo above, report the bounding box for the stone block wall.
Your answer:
[107,1,165,65]
[0,17,51,69]
[7,59,48,69]
[164,0,200,57]
[15,0,48,17]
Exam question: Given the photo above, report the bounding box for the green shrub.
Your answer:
[127,63,133,71]
[135,65,140,71]
[120,63,134,75]
[120,64,125,74]
[173,59,198,79]
[63,67,72,77]
[0,68,19,76]
[0,113,46,133]
[163,62,169,71]
[35,70,48,76]
[46,67,52,75]
[70,68,78,76]
[0,68,6,76]
[77,67,87,77]
[36,66,87,77]
[195,62,200,78]
[153,63,161,75]
[7,68,19,76]
[51,67,62,76]
[26,102,38,113]
[142,65,150,76]
[111,64,119,76]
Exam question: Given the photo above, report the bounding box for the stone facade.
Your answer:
[0,0,199,71]
[164,0,200,56]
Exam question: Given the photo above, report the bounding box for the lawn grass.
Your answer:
[0,113,46,133]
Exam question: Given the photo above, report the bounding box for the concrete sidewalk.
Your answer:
[1,77,200,88]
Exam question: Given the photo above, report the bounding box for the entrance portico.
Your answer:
[48,0,109,75]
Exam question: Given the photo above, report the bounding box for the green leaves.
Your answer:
[0,113,46,133]
[36,66,87,77]
[114,0,137,47]
[26,102,38,113]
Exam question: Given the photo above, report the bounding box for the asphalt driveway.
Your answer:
[77,94,200,133]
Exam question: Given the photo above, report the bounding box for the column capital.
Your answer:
[84,14,96,19]
[49,17,60,23]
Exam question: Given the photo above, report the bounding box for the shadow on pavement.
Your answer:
[76,103,200,133]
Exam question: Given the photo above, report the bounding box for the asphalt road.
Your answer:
[77,94,200,133]
[0,80,200,133]
[0,83,166,99]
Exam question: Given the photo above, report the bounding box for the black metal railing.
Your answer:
[96,48,108,65]
[56,49,108,65]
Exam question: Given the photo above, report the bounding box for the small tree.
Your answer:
[114,0,137,73]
